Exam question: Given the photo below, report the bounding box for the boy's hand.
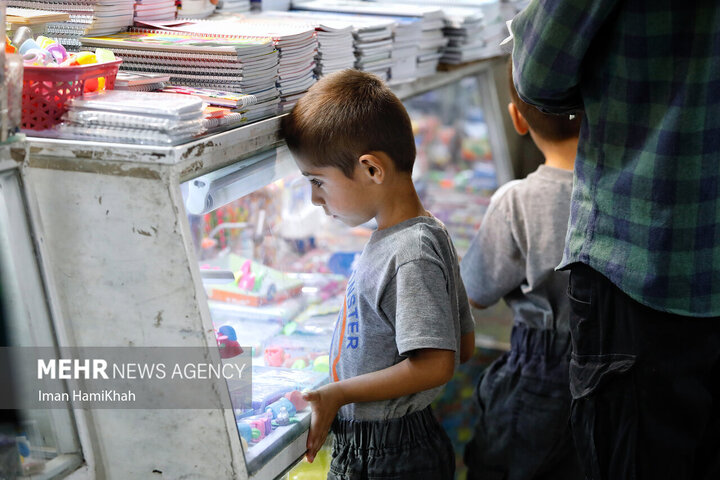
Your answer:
[303,383,344,463]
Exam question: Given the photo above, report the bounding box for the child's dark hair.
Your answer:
[281,69,416,178]
[508,58,582,142]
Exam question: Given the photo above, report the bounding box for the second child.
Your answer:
[461,60,583,480]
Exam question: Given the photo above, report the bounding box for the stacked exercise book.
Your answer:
[256,11,356,77]
[282,9,408,82]
[292,0,446,78]
[9,0,135,50]
[133,0,176,23]
[81,29,281,122]
[150,18,318,112]
[382,0,506,61]
[439,6,487,64]
[58,90,206,145]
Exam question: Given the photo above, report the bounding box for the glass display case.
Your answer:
[181,145,369,476]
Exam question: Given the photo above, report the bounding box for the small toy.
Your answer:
[290,358,307,369]
[244,411,273,440]
[312,355,330,373]
[275,408,291,426]
[284,390,309,412]
[264,346,285,367]
[235,259,256,290]
[216,326,243,359]
[265,397,296,419]
[236,421,253,443]
[218,325,237,341]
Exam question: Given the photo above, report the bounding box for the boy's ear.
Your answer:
[508,102,529,135]
[358,153,385,184]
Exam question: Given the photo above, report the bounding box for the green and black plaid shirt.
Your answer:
[511,0,720,316]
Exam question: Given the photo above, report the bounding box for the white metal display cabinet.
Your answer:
[1,139,85,479]
[12,59,511,479]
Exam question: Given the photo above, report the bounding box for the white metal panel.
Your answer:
[24,164,247,479]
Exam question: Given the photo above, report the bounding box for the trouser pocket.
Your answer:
[570,354,636,480]
[567,264,638,480]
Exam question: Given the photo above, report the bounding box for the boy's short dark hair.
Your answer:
[508,59,582,142]
[281,69,416,178]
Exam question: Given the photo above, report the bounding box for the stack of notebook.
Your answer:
[10,0,135,51]
[256,11,355,77]
[284,8,396,81]
[382,0,505,62]
[150,18,318,112]
[115,71,171,91]
[81,29,281,106]
[161,85,279,123]
[59,90,206,145]
[293,0,446,78]
[386,16,421,82]
[439,6,487,64]
[133,0,176,23]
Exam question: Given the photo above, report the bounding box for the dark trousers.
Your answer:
[464,324,582,480]
[567,263,720,480]
[328,406,455,480]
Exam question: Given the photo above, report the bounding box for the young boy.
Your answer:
[460,60,583,480]
[281,69,475,480]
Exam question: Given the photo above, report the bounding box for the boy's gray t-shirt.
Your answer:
[461,165,573,331]
[330,215,474,421]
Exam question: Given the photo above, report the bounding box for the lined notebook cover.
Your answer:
[81,30,275,56]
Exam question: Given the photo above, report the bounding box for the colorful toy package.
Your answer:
[203,254,304,307]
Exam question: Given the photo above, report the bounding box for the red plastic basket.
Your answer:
[21,60,123,131]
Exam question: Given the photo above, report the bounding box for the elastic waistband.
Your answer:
[331,406,442,450]
[510,323,571,360]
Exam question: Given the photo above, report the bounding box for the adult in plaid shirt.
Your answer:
[511,1,720,479]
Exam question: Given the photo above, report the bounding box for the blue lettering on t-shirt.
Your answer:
[344,277,359,348]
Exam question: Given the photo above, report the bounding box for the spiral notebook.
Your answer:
[81,28,280,96]
[82,29,275,56]
[130,20,319,101]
